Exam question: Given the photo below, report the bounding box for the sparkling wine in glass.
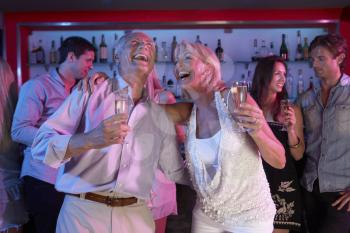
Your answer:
[230,81,248,132]
[280,99,291,131]
[114,90,130,144]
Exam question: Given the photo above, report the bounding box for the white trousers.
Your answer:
[56,195,155,233]
[191,204,273,233]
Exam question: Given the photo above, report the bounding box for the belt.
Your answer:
[69,192,138,207]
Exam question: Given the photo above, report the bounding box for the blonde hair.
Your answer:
[0,59,18,151]
[174,41,221,82]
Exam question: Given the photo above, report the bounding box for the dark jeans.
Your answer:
[23,176,65,233]
[302,180,350,233]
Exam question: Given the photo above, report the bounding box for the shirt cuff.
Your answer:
[43,135,72,169]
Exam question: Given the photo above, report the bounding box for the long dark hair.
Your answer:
[251,56,288,121]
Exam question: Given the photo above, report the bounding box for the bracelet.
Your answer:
[289,136,301,149]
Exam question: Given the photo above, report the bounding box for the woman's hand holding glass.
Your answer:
[234,98,264,136]
[280,99,296,132]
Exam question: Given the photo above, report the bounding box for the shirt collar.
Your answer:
[115,73,149,104]
[50,68,66,87]
[116,73,132,98]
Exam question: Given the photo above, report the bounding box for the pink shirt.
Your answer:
[32,78,189,200]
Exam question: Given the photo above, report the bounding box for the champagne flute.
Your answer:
[280,99,291,131]
[114,90,131,144]
[230,81,248,132]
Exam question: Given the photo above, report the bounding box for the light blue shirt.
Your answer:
[31,78,188,199]
[296,73,350,192]
[11,69,69,184]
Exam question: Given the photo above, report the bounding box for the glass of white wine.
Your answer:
[280,99,291,131]
[114,89,131,144]
[230,81,248,132]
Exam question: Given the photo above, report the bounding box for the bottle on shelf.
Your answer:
[280,34,289,61]
[195,35,202,44]
[112,33,119,63]
[35,39,46,64]
[162,73,167,88]
[308,76,314,90]
[60,36,64,48]
[160,41,168,62]
[258,40,269,58]
[153,37,158,62]
[286,69,294,98]
[99,34,108,63]
[295,30,303,61]
[268,42,275,56]
[29,43,37,64]
[297,69,304,96]
[112,70,120,90]
[171,36,177,63]
[303,37,309,61]
[251,38,259,61]
[49,40,58,64]
[215,39,224,62]
[92,36,98,63]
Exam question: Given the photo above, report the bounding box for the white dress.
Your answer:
[185,92,276,228]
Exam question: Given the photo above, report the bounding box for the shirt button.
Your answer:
[123,164,128,168]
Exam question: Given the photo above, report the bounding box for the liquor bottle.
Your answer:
[153,37,158,62]
[92,36,98,63]
[258,40,269,58]
[195,35,202,44]
[297,69,304,96]
[162,73,167,88]
[171,36,177,63]
[99,34,108,63]
[36,39,45,64]
[113,70,119,90]
[268,42,275,56]
[112,33,119,63]
[308,76,314,90]
[252,38,259,61]
[161,41,168,62]
[286,69,294,98]
[29,43,37,64]
[295,30,303,61]
[49,40,58,64]
[303,37,309,60]
[280,34,289,61]
[215,39,224,62]
[60,36,64,48]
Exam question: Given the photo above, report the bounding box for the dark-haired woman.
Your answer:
[251,56,305,233]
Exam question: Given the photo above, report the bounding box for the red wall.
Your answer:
[4,8,349,83]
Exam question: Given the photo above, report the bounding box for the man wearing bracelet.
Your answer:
[296,33,350,233]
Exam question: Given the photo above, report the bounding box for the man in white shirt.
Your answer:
[32,32,189,233]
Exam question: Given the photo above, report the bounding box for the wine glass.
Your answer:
[230,81,248,132]
[114,89,131,144]
[280,99,291,131]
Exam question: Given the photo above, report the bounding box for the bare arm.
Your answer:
[233,95,286,169]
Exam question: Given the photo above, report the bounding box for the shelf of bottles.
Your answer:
[28,28,327,100]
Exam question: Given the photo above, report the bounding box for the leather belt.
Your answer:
[69,192,137,207]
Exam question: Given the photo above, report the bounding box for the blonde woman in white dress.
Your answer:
[173,41,286,233]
